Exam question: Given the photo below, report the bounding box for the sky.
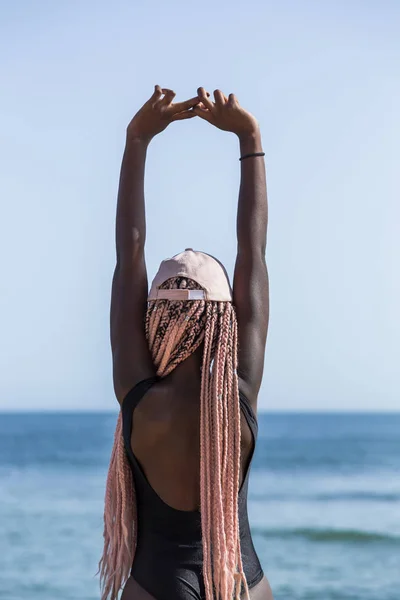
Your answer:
[0,0,399,412]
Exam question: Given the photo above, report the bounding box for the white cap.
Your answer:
[148,249,232,302]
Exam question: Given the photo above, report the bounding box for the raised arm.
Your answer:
[193,89,269,409]
[234,130,269,406]
[111,86,200,403]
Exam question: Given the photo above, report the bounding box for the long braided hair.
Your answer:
[98,276,250,600]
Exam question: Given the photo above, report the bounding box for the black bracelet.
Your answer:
[239,151,265,161]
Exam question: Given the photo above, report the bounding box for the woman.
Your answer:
[98,86,272,600]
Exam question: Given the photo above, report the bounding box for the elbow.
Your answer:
[237,241,267,262]
[131,227,144,247]
[116,227,145,266]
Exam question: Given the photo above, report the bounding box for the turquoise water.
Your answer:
[0,412,399,600]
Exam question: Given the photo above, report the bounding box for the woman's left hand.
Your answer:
[127,85,200,143]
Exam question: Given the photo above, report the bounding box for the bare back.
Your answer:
[128,375,254,512]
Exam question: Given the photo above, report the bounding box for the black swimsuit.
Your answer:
[121,377,264,600]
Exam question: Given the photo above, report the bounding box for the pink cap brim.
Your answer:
[148,289,206,301]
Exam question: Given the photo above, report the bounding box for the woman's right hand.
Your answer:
[193,87,259,139]
[126,85,200,144]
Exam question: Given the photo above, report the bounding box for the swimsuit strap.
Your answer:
[121,376,160,447]
[121,377,258,445]
[239,389,259,440]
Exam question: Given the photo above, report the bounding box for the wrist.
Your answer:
[126,131,152,148]
[238,129,263,155]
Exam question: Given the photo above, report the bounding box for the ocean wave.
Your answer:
[315,492,400,502]
[253,527,400,544]
[250,491,400,502]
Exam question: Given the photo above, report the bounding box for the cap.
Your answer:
[148,249,232,302]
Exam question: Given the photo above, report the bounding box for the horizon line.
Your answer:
[0,408,399,415]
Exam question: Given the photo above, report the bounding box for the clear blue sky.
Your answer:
[0,1,399,411]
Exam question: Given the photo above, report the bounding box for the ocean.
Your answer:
[0,411,399,600]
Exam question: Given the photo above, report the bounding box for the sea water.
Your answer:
[0,411,399,600]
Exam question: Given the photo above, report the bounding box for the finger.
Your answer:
[159,88,176,106]
[170,96,202,114]
[228,93,238,107]
[192,105,213,122]
[197,87,211,97]
[197,87,214,111]
[213,89,226,106]
[149,84,163,102]
[171,110,197,121]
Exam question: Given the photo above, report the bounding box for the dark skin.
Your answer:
[111,86,272,600]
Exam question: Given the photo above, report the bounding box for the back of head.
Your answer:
[148,249,233,302]
[146,248,233,378]
[146,276,209,376]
